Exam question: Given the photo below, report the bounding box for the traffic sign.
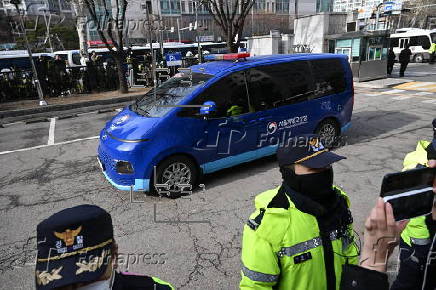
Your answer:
[166,52,182,66]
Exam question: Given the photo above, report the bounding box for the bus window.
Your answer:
[72,53,82,65]
[389,38,399,48]
[399,38,409,49]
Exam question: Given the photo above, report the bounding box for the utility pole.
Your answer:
[145,3,157,102]
[11,0,47,106]
[195,1,201,63]
[177,18,181,42]
[294,0,298,19]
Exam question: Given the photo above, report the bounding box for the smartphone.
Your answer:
[380,167,436,221]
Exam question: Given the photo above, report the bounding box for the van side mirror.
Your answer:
[199,101,217,115]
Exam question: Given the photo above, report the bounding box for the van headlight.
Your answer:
[116,161,134,174]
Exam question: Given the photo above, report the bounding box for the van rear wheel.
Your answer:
[414,54,423,63]
[315,119,339,148]
[153,156,198,198]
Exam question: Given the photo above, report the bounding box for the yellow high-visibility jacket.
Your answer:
[401,140,432,247]
[240,186,358,290]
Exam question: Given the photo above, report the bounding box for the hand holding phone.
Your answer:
[380,167,436,221]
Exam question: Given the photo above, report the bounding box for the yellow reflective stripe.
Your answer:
[294,149,328,164]
[37,239,113,262]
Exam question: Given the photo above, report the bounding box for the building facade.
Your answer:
[121,0,318,45]
[0,0,72,16]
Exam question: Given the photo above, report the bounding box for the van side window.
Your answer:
[310,59,346,98]
[247,61,313,110]
[180,71,249,118]
[246,67,283,111]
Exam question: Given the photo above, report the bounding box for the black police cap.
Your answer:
[35,204,113,290]
[277,134,346,168]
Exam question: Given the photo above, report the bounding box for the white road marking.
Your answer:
[413,92,433,96]
[421,99,436,104]
[391,96,411,100]
[115,108,123,112]
[0,136,99,156]
[48,118,56,145]
[382,89,405,94]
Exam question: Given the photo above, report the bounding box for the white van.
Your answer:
[389,28,436,62]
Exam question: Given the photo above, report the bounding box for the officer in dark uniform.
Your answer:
[35,204,174,290]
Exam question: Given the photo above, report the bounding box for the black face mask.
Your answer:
[281,166,335,204]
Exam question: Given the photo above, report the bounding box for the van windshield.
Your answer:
[132,71,212,117]
[431,33,436,43]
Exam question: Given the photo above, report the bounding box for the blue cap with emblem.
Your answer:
[276,134,346,168]
[35,204,113,290]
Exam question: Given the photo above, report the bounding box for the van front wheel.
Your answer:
[153,156,198,198]
[315,119,339,148]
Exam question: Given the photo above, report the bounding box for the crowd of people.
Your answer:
[0,49,200,103]
[34,119,436,290]
[0,53,120,103]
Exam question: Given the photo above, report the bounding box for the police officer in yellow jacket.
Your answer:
[391,118,436,290]
[240,134,359,290]
[429,42,436,64]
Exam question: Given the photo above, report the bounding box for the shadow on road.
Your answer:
[346,110,420,145]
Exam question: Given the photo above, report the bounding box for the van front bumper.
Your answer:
[101,168,150,191]
[97,147,150,192]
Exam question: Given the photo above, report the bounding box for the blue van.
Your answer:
[98,53,354,197]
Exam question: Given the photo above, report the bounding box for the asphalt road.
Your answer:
[0,77,435,289]
[389,62,436,82]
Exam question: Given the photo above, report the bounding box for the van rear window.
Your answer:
[310,59,346,98]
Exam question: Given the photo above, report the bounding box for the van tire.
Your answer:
[315,119,340,148]
[152,155,198,199]
[413,54,423,63]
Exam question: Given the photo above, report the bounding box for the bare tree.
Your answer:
[83,0,129,93]
[403,0,436,29]
[70,0,89,61]
[201,0,254,52]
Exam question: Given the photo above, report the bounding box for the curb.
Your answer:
[0,94,141,119]
[0,101,134,127]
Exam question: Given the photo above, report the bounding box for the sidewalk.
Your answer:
[354,77,413,89]
[0,87,150,119]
